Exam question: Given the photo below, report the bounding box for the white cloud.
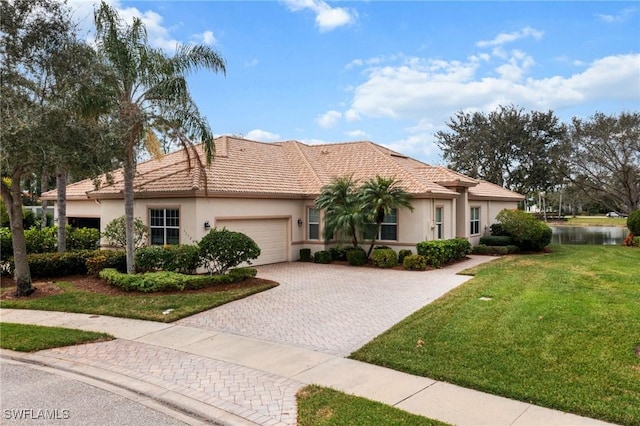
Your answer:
[282,0,357,31]
[196,30,217,45]
[476,26,544,48]
[245,129,281,142]
[345,129,369,139]
[244,58,259,68]
[316,110,342,128]
[597,7,637,23]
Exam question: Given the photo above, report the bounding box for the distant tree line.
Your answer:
[435,105,640,215]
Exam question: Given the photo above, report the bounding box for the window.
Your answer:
[435,207,443,239]
[308,207,319,240]
[470,207,480,235]
[364,208,398,241]
[150,208,180,245]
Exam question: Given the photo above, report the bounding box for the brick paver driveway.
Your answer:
[178,256,494,356]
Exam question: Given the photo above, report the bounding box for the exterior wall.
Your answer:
[55,199,101,221]
[454,188,469,239]
[468,199,520,245]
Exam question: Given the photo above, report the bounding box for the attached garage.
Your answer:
[215,218,289,266]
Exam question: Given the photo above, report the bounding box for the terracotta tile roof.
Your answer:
[41,136,522,201]
[469,180,525,201]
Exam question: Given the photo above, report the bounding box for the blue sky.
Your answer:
[69,1,640,165]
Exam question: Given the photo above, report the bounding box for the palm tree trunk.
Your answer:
[124,142,136,274]
[1,173,33,296]
[366,223,381,259]
[56,170,67,252]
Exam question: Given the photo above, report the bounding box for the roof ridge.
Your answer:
[290,141,324,189]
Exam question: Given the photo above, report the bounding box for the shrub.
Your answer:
[99,267,257,292]
[0,227,12,260]
[403,254,427,271]
[102,216,149,248]
[199,228,261,275]
[490,223,510,236]
[627,210,640,235]
[299,248,312,262]
[398,249,412,264]
[86,250,127,275]
[67,227,101,251]
[314,250,332,264]
[346,247,367,266]
[329,246,348,261]
[479,235,513,246]
[371,248,398,268]
[633,236,640,247]
[24,226,57,253]
[21,251,90,278]
[623,233,636,247]
[495,209,552,252]
[506,245,521,254]
[135,245,200,274]
[471,244,487,255]
[416,238,471,268]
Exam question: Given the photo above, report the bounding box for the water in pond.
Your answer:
[550,226,629,245]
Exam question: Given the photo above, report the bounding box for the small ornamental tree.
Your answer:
[199,228,260,275]
[102,216,149,248]
[495,209,552,252]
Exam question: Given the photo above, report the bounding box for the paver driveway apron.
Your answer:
[178,256,494,356]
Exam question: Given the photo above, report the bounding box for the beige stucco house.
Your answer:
[42,136,524,266]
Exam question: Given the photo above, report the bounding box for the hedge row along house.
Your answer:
[42,136,524,266]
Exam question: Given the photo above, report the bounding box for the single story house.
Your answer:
[42,136,524,266]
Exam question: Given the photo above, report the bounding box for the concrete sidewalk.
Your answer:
[0,309,615,426]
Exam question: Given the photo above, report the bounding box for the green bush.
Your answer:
[416,238,471,268]
[627,210,640,235]
[1,228,12,260]
[403,254,427,271]
[135,245,200,273]
[299,248,312,262]
[102,216,149,248]
[24,226,57,253]
[633,236,640,247]
[199,228,260,275]
[506,245,521,254]
[86,250,127,275]
[479,235,513,246]
[67,227,101,251]
[329,246,348,261]
[371,248,398,268]
[471,244,487,255]
[22,251,90,278]
[398,249,412,264]
[495,209,552,252]
[489,223,510,236]
[346,247,367,266]
[314,250,332,264]
[99,267,257,292]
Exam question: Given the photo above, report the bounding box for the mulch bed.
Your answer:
[0,274,276,300]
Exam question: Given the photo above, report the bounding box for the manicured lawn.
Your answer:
[556,216,628,227]
[0,323,112,352]
[351,245,640,426]
[0,280,278,322]
[296,385,448,426]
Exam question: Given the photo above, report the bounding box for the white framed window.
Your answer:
[365,208,398,241]
[150,208,180,245]
[470,207,480,235]
[435,207,443,239]
[308,207,319,240]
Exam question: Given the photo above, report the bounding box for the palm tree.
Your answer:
[93,2,226,273]
[360,176,413,258]
[315,176,365,248]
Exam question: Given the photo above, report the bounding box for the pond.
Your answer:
[550,226,629,245]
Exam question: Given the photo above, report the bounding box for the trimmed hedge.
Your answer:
[346,247,367,266]
[329,246,348,261]
[99,267,257,293]
[299,248,312,262]
[0,226,100,260]
[371,248,398,268]
[314,250,332,264]
[86,250,127,275]
[398,249,412,264]
[479,235,513,246]
[199,228,261,275]
[403,254,427,271]
[3,249,127,278]
[135,245,201,274]
[416,238,471,268]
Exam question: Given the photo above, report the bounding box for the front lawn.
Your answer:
[351,245,640,426]
[0,277,277,322]
[0,323,112,352]
[554,216,628,227]
[297,385,448,426]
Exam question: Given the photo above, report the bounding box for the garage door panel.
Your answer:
[216,219,288,266]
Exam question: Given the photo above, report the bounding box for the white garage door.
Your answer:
[216,218,288,266]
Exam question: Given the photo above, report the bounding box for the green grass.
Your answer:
[351,245,640,426]
[0,280,278,322]
[0,323,112,352]
[556,216,628,227]
[297,385,449,426]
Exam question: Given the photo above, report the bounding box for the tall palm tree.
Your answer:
[93,2,226,273]
[360,176,413,258]
[315,176,365,248]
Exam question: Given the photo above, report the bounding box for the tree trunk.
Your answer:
[1,174,33,296]
[366,223,381,259]
[124,143,136,274]
[56,170,67,252]
[40,173,48,229]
